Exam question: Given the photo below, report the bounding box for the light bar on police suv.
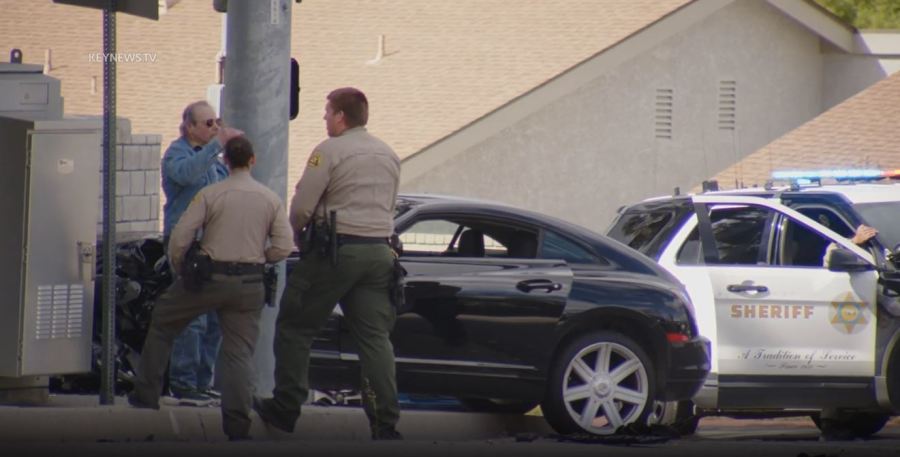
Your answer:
[772,168,900,181]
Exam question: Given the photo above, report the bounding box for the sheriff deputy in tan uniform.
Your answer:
[129,136,293,442]
[253,87,403,440]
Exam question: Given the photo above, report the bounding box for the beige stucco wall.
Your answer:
[823,32,900,109]
[402,1,875,232]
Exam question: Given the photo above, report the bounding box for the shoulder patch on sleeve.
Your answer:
[307,151,322,167]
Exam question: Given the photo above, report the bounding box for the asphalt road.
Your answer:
[6,414,900,457]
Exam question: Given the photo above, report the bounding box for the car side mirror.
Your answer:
[890,243,900,262]
[826,247,873,273]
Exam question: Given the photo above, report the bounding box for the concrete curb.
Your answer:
[0,395,553,443]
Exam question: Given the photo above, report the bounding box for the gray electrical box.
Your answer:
[0,63,63,120]
[0,63,100,377]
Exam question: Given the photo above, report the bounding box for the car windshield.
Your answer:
[854,201,900,251]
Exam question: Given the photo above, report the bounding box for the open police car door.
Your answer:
[662,195,877,408]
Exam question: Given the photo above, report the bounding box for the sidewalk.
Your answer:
[0,394,848,443]
[0,394,553,443]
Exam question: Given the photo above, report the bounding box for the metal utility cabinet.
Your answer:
[0,61,100,377]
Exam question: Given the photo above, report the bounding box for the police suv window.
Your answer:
[856,202,900,251]
[776,216,834,268]
[676,229,702,265]
[794,207,854,239]
[709,206,771,265]
[607,208,675,258]
[681,206,771,265]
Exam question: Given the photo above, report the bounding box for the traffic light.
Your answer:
[290,57,300,120]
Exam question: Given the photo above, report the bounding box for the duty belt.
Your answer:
[337,234,389,245]
[210,261,265,276]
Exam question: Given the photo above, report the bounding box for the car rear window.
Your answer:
[541,230,607,266]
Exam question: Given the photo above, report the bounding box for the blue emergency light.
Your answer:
[772,168,900,182]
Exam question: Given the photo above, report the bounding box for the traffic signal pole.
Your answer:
[222,0,292,393]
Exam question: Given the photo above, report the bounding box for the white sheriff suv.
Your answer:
[606,170,900,438]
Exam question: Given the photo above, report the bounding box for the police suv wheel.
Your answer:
[811,412,890,439]
[650,400,700,436]
[542,331,655,436]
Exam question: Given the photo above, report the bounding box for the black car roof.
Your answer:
[397,193,676,280]
[399,193,612,241]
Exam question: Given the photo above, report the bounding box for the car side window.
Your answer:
[399,219,461,255]
[794,207,855,238]
[399,217,539,259]
[710,206,771,265]
[677,206,771,266]
[541,231,606,265]
[777,217,836,268]
[676,229,702,265]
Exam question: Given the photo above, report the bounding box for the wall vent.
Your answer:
[654,88,673,139]
[718,80,736,130]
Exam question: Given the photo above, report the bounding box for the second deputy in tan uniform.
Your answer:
[129,136,293,441]
[253,87,403,440]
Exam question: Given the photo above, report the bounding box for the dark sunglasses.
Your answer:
[203,118,223,128]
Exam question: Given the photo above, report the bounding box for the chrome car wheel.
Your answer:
[542,331,656,436]
[561,340,650,435]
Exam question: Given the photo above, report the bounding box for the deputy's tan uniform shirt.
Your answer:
[169,169,294,269]
[289,126,400,238]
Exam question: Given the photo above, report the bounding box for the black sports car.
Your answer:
[302,194,709,436]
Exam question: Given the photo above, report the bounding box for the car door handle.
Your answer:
[516,279,563,293]
[727,284,769,293]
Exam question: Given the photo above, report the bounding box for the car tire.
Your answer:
[811,412,890,439]
[542,331,655,436]
[458,398,539,415]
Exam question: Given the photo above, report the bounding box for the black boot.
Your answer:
[371,427,403,440]
[252,396,295,433]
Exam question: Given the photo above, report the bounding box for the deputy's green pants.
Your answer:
[133,273,265,439]
[270,243,399,433]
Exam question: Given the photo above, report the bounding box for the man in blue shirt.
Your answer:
[161,100,242,404]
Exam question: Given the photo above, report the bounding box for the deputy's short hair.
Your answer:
[327,87,368,128]
[224,136,254,168]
